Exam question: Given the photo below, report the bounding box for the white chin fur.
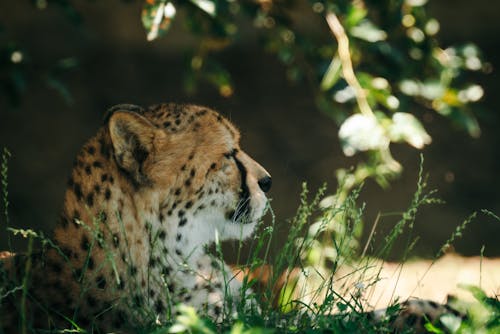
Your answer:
[215,220,257,240]
[250,191,268,220]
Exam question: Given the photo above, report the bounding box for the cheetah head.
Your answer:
[107,104,271,242]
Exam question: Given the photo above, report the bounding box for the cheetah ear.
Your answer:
[108,111,157,183]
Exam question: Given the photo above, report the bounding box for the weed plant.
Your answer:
[0,152,499,333]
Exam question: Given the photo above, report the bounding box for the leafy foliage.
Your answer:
[138,0,488,191]
[0,0,489,192]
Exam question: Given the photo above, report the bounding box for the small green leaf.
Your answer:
[440,314,462,333]
[423,321,445,334]
[345,4,367,28]
[350,21,387,42]
[388,112,432,149]
[189,0,216,17]
[142,0,176,41]
[338,114,389,156]
[420,80,445,100]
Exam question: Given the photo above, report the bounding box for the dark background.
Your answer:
[0,1,499,259]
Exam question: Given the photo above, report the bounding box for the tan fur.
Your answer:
[1,103,271,333]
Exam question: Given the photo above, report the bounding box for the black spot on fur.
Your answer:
[60,216,69,228]
[93,161,102,168]
[94,184,101,193]
[185,201,193,209]
[74,268,82,280]
[174,188,181,196]
[105,188,111,200]
[176,233,182,242]
[86,192,94,207]
[101,174,108,182]
[73,209,80,222]
[49,261,62,273]
[96,275,107,289]
[87,257,95,270]
[85,165,92,175]
[161,266,171,276]
[61,246,75,259]
[129,266,138,276]
[163,121,171,128]
[87,295,97,307]
[184,179,191,187]
[175,249,182,256]
[81,235,90,251]
[406,314,419,326]
[74,183,83,200]
[113,310,127,328]
[210,260,220,269]
[158,230,166,240]
[155,300,164,313]
[178,210,185,218]
[429,301,439,309]
[225,210,235,220]
[133,294,143,307]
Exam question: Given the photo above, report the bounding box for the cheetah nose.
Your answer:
[258,176,272,193]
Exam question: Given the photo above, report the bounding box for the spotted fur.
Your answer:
[0,103,271,332]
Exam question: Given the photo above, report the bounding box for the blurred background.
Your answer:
[0,0,499,259]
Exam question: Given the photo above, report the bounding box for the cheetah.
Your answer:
[0,103,272,332]
[0,103,464,333]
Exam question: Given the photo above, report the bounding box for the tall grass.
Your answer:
[0,156,499,333]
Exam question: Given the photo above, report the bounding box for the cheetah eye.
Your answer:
[221,149,238,172]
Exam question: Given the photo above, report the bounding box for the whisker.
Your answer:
[232,197,251,223]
